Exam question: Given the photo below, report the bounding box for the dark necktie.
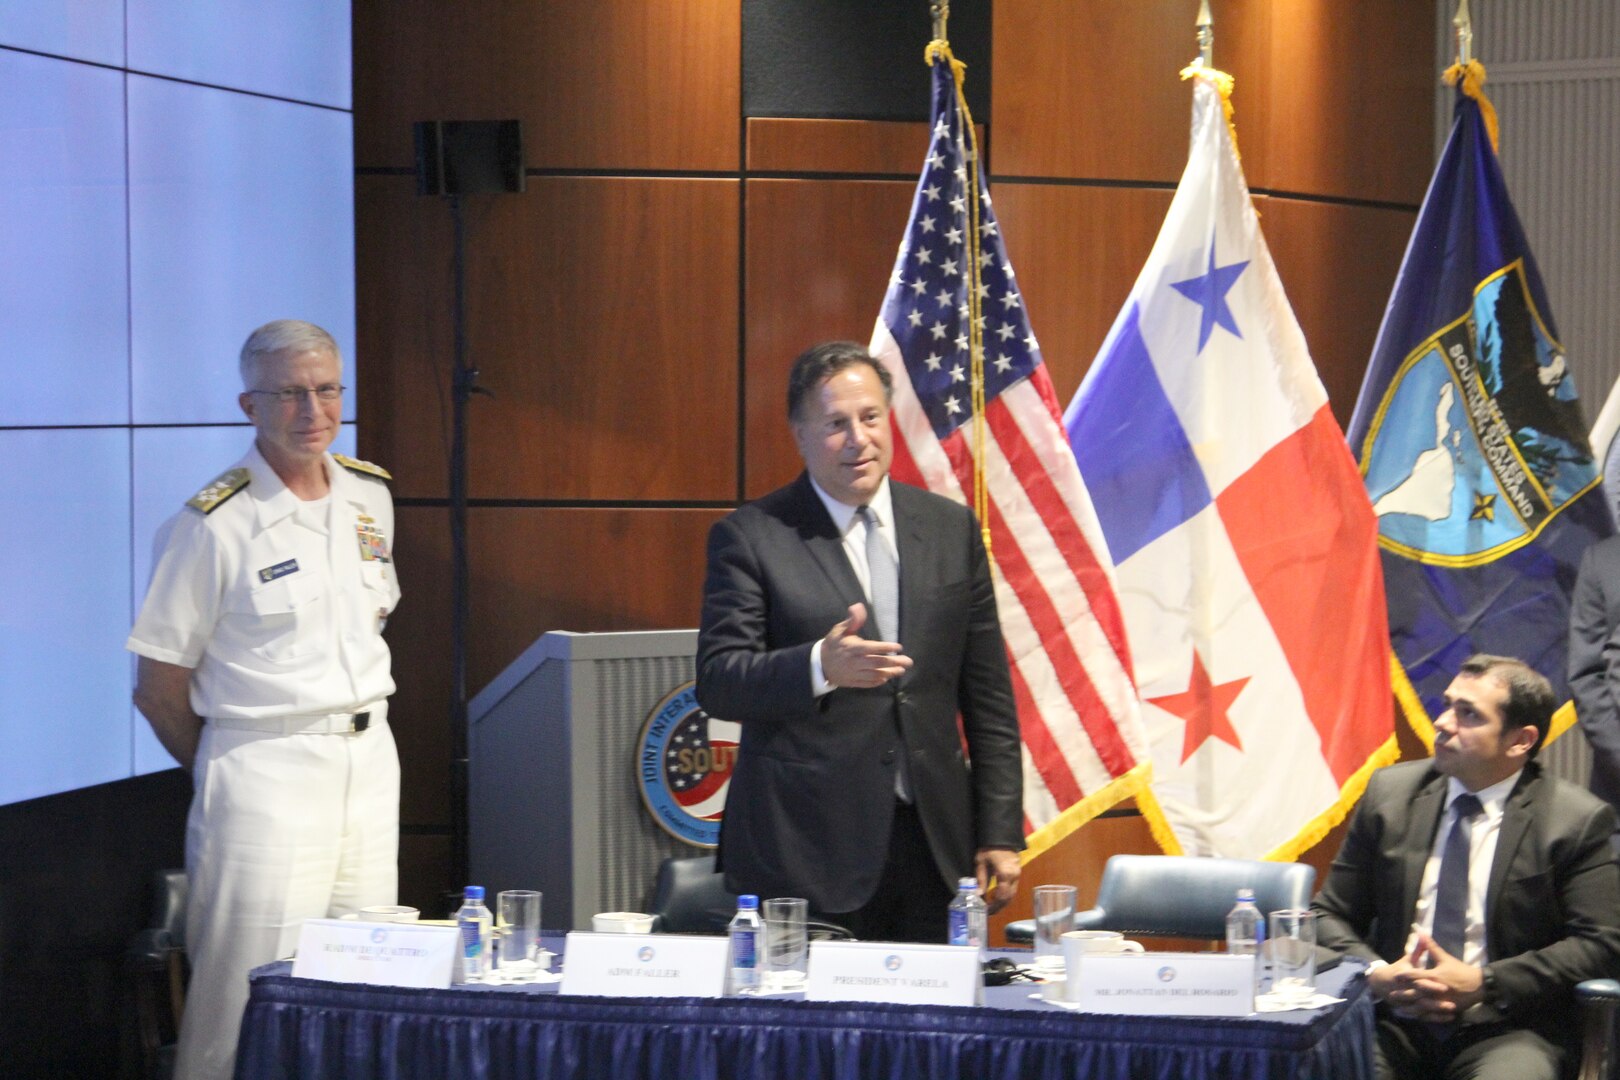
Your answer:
[856,505,898,643]
[1431,793,1483,959]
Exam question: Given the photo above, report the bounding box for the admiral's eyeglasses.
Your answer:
[248,384,345,404]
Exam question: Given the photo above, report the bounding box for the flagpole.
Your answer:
[1196,0,1213,68]
[930,1,947,43]
[1454,0,1473,65]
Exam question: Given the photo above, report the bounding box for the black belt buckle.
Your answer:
[352,711,371,733]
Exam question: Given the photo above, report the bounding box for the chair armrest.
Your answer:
[1071,907,1108,931]
[127,927,179,969]
[1003,919,1034,944]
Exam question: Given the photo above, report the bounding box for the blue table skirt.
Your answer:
[235,949,1373,1080]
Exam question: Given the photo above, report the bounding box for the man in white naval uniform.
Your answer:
[127,320,402,1080]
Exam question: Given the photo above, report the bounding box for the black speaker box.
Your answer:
[414,120,525,196]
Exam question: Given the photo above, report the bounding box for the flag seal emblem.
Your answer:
[635,682,740,848]
[1361,260,1597,567]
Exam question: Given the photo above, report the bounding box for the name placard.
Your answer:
[804,941,981,1007]
[1070,953,1254,1016]
[559,932,727,998]
[292,919,457,988]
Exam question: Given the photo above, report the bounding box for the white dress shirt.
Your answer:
[1405,770,1521,968]
[806,475,899,696]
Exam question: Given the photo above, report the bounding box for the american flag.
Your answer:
[868,45,1155,855]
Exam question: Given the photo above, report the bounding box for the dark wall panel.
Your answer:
[353,0,741,171]
[743,0,989,121]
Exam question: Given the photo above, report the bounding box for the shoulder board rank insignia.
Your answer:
[186,468,251,514]
[334,454,393,482]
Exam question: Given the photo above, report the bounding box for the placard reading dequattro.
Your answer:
[292,919,458,988]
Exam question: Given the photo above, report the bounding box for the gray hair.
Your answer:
[239,320,342,388]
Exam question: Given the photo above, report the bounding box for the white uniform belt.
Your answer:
[208,701,387,735]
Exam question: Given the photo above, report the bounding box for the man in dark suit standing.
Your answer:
[1313,655,1620,1080]
[697,341,1023,942]
[1569,534,1620,840]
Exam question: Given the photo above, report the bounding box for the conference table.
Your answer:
[234,941,1374,1080]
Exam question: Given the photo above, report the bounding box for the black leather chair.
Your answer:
[1004,854,1315,944]
[644,855,853,939]
[126,868,188,1080]
[646,855,739,935]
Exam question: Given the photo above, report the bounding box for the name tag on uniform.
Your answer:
[258,558,299,583]
[355,521,391,563]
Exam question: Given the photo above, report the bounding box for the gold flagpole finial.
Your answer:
[930,1,949,43]
[1453,0,1473,66]
[1196,0,1214,68]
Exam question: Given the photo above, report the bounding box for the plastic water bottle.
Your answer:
[456,885,494,982]
[947,877,988,958]
[727,894,763,995]
[1225,887,1265,997]
[1225,887,1264,954]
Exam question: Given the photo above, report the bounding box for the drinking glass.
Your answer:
[764,897,808,991]
[1266,908,1317,1004]
[497,890,542,980]
[1032,884,1078,974]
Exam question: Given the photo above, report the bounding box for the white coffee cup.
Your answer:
[592,911,655,934]
[1060,929,1144,1000]
[359,905,419,923]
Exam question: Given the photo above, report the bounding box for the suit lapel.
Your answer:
[1403,775,1448,930]
[892,483,928,650]
[788,474,867,614]
[1486,767,1537,932]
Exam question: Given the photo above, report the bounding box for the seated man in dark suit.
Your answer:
[696,341,1023,943]
[1313,654,1620,1080]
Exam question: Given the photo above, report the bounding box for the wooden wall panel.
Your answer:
[992,0,1432,205]
[1251,1,1433,204]
[743,178,916,497]
[464,178,740,502]
[359,176,741,503]
[1257,196,1417,429]
[991,1,1199,183]
[384,504,723,819]
[465,507,725,693]
[989,183,1174,402]
[387,506,453,826]
[356,176,452,499]
[352,0,741,171]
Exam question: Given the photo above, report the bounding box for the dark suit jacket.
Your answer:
[1569,535,1620,817]
[695,473,1023,914]
[1313,759,1620,1044]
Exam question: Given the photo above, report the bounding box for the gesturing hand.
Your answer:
[822,603,912,689]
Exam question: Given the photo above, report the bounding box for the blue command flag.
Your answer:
[1347,70,1613,738]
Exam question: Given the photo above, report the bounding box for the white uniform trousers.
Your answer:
[174,710,400,1080]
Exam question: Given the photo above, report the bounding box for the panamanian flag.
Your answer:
[1064,67,1395,859]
